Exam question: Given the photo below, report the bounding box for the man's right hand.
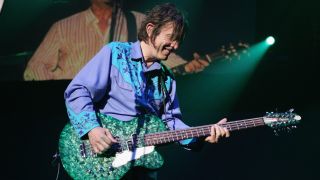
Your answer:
[88,127,117,154]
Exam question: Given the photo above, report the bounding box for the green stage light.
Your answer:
[266,36,275,45]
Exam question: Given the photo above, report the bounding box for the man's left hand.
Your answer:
[205,118,230,143]
[184,52,209,73]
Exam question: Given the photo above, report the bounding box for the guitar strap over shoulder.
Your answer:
[109,2,137,42]
[109,4,118,42]
[123,10,138,42]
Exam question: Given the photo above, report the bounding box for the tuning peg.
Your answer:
[220,47,226,54]
[286,127,292,133]
[288,108,294,113]
[237,41,249,48]
[266,111,273,117]
[241,49,248,53]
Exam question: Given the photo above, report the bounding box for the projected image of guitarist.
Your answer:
[61,3,229,179]
[23,0,209,81]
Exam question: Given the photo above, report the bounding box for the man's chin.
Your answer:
[157,56,169,61]
[157,52,170,60]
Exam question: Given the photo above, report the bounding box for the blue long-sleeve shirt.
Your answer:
[64,41,192,142]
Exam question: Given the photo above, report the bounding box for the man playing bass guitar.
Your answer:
[63,3,229,179]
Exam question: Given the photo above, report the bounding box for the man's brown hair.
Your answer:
[138,3,188,45]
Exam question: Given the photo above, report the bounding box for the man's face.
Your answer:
[150,23,179,60]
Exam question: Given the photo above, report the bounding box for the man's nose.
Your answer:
[171,41,179,50]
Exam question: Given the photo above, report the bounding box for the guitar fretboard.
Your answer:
[144,117,265,146]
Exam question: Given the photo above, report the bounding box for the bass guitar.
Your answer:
[59,109,301,179]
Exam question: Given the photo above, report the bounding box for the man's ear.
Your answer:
[146,23,155,37]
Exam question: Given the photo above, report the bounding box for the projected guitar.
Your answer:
[59,109,301,179]
[172,42,250,75]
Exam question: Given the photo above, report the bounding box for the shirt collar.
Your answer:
[130,41,143,59]
[131,41,162,73]
[85,8,99,25]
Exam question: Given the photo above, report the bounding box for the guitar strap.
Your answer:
[110,7,137,42]
[159,66,173,128]
[108,2,118,42]
[123,10,138,42]
[160,74,167,115]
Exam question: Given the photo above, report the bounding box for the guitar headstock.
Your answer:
[263,109,301,135]
[218,41,250,61]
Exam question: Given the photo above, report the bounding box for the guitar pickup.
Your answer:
[80,142,87,158]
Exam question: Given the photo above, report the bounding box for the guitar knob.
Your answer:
[109,166,114,171]
[87,169,93,174]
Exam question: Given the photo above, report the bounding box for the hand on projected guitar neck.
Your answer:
[184,52,209,73]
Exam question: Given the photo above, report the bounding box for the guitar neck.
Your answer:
[144,117,265,146]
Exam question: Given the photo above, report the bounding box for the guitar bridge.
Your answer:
[126,133,145,151]
[80,142,87,158]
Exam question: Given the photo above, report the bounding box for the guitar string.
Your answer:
[82,121,264,155]
[145,117,264,137]
[82,118,266,154]
[144,121,265,143]
[91,119,264,146]
[89,118,264,146]
[81,115,292,154]
[145,121,265,139]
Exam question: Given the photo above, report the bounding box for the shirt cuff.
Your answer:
[179,138,204,151]
[66,105,100,138]
[180,138,197,145]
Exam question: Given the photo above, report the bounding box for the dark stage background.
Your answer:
[1,0,319,179]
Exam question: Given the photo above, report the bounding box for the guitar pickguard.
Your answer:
[112,146,155,167]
